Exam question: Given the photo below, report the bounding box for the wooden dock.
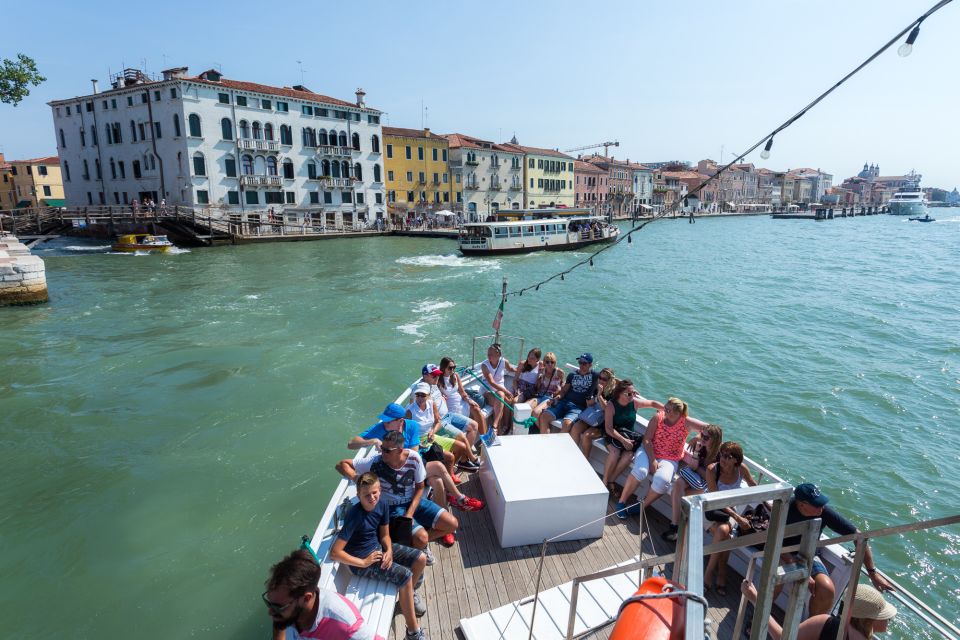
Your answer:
[398,471,746,640]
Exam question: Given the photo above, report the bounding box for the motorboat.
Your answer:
[909,215,935,222]
[887,172,928,216]
[111,234,174,253]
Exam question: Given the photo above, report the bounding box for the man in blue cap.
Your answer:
[535,352,599,434]
[783,482,893,616]
[348,403,421,451]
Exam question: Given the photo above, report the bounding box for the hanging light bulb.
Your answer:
[535,284,540,291]
[898,24,920,57]
[589,258,594,267]
[560,273,564,281]
[627,234,632,244]
[760,137,774,160]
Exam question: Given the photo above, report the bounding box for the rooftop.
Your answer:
[6,155,59,165]
[443,133,519,154]
[382,126,445,141]
[498,142,573,159]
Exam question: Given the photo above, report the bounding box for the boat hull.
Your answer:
[460,234,618,256]
[111,244,172,253]
[888,200,927,216]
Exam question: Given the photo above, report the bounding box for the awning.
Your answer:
[42,198,66,207]
[15,200,32,208]
[638,204,652,210]
[724,202,736,208]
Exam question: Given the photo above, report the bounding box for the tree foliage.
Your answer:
[0,54,46,106]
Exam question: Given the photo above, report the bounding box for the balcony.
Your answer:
[464,158,479,166]
[490,163,501,171]
[464,182,479,190]
[240,175,283,187]
[237,139,280,152]
[489,182,501,191]
[509,164,521,171]
[319,145,352,157]
[509,183,522,190]
[315,177,352,188]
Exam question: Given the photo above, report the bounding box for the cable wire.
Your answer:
[505,0,953,299]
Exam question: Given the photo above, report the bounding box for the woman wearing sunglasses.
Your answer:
[702,441,757,595]
[437,356,488,442]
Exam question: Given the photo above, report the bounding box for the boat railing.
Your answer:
[470,334,526,370]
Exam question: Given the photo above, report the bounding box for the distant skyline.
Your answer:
[1,0,958,187]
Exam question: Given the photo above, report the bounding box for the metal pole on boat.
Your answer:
[495,277,507,346]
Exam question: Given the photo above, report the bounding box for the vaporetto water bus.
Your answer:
[458,208,620,256]
[301,334,958,640]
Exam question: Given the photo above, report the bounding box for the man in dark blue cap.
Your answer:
[784,482,893,616]
[347,402,421,451]
[536,352,599,434]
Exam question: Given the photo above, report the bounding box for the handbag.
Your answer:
[419,441,445,463]
[389,516,413,546]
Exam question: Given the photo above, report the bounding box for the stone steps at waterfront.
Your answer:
[0,235,48,305]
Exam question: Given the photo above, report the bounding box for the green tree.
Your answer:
[0,54,46,106]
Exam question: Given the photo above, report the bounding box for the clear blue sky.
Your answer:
[2,0,957,187]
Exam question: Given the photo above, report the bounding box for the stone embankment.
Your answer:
[0,235,48,305]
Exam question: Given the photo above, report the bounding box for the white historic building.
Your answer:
[444,133,524,221]
[631,164,654,213]
[48,67,385,225]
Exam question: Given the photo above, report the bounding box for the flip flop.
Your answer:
[715,583,727,596]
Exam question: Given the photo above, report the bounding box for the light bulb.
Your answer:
[897,42,913,57]
[760,149,771,159]
[760,138,773,160]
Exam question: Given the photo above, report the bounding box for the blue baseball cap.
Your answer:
[794,483,829,507]
[378,403,406,423]
[577,353,593,364]
[422,363,442,376]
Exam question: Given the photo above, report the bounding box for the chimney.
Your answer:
[91,79,99,94]
[162,67,188,81]
[355,87,366,107]
[424,127,431,138]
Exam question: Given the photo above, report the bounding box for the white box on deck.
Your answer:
[479,434,607,548]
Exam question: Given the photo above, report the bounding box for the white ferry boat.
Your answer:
[887,174,928,216]
[458,208,619,256]
[299,335,958,640]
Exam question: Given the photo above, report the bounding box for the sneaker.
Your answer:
[451,473,463,484]
[457,459,480,472]
[661,524,679,542]
[454,495,485,512]
[405,627,426,640]
[422,546,435,566]
[626,502,642,516]
[438,532,456,548]
[485,430,502,447]
[613,502,628,520]
[413,592,427,617]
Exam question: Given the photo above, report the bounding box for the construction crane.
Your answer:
[564,141,620,157]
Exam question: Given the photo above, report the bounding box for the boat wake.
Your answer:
[63,245,112,252]
[396,254,500,271]
[168,246,191,254]
[397,299,455,341]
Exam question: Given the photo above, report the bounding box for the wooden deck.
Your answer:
[390,470,748,640]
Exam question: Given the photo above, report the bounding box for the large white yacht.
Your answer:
[887,172,928,216]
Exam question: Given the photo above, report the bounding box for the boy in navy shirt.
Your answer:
[330,472,428,640]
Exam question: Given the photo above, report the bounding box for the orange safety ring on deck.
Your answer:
[608,576,687,640]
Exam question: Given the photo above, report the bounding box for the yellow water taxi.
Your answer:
[111,234,174,253]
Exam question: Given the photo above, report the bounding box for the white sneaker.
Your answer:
[413,592,427,617]
[422,545,435,566]
[485,430,502,447]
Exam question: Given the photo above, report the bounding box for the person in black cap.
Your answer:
[783,482,893,616]
[535,352,599,434]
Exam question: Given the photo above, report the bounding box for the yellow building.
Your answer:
[0,154,65,209]
[499,142,575,208]
[382,127,453,218]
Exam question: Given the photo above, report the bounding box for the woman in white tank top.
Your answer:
[481,344,517,433]
[438,356,488,441]
[512,347,542,402]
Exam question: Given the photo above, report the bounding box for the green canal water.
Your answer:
[2,212,958,638]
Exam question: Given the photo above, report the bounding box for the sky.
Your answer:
[1,0,958,187]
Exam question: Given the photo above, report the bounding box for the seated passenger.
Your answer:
[528,352,565,419]
[480,344,517,433]
[437,356,490,446]
[597,380,662,493]
[512,347,542,405]
[337,431,459,552]
[702,441,757,596]
[740,580,896,640]
[412,364,480,470]
[536,353,598,435]
[662,423,724,542]
[406,382,478,474]
[569,367,617,453]
[614,396,707,518]
[329,472,429,640]
[342,403,484,516]
[264,549,379,640]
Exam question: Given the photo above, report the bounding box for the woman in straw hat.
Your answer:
[740,580,897,639]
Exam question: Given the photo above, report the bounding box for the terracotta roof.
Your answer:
[186,76,373,111]
[11,155,59,165]
[443,133,519,154]
[574,160,604,174]
[498,142,572,159]
[661,170,704,180]
[382,126,447,142]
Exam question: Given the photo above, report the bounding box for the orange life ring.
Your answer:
[608,576,687,640]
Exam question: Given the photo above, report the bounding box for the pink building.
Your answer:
[574,160,605,214]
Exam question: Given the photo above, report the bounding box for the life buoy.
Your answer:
[608,576,686,640]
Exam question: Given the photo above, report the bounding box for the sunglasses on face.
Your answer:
[262,591,297,613]
[599,376,610,382]
[381,447,399,455]
[415,393,428,397]
[721,453,739,461]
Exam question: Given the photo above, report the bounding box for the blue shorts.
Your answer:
[536,394,553,405]
[390,498,444,533]
[440,412,469,437]
[546,399,583,423]
[348,543,422,586]
[811,556,828,578]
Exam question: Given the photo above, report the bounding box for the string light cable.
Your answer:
[505,0,952,299]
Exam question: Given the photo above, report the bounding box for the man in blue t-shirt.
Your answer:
[536,352,599,434]
[348,402,421,451]
[330,472,428,640]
